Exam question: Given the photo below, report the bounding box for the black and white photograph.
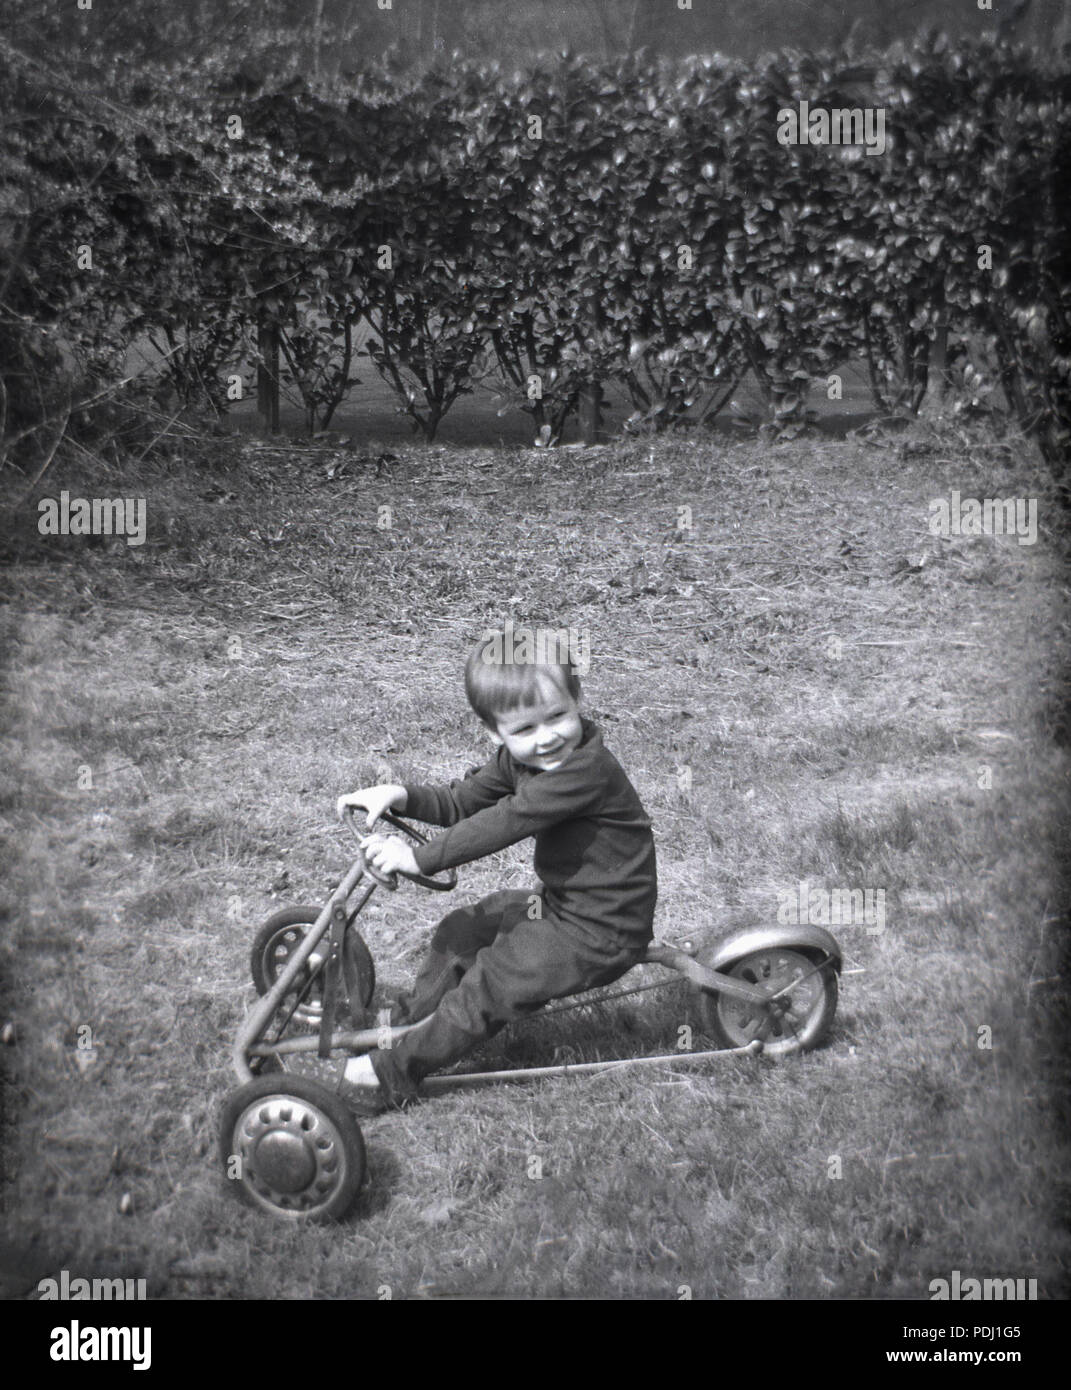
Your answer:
[1,0,1068,1340]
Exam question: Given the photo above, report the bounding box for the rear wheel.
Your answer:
[695,946,837,1056]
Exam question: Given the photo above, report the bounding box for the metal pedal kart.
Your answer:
[220,810,842,1221]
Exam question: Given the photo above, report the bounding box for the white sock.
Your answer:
[343,1054,381,1089]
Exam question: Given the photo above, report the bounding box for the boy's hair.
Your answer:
[465,629,582,728]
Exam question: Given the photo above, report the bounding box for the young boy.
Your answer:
[334,629,657,1111]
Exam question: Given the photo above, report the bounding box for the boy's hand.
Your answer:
[336,784,407,828]
[359,833,420,879]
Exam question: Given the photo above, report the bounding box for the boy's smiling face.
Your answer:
[490,676,583,772]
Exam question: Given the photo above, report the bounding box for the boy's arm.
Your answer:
[410,755,603,875]
[402,745,515,827]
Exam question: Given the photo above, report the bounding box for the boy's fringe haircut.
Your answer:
[465,631,582,727]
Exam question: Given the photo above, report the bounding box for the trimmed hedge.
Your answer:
[1,36,1068,466]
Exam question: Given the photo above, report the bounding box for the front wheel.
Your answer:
[220,1074,367,1221]
[250,906,375,1026]
[694,947,837,1056]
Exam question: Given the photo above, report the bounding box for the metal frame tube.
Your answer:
[420,1039,764,1091]
[643,942,774,1005]
[231,859,373,1083]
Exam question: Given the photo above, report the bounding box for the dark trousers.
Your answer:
[370,890,648,1100]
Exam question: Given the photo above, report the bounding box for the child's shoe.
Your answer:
[337,1053,391,1116]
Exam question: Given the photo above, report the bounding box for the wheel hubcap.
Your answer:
[254,1129,317,1192]
[722,951,822,1045]
[235,1095,346,1214]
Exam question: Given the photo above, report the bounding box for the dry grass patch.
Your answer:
[1,421,1068,1298]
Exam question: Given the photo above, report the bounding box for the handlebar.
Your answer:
[343,807,457,893]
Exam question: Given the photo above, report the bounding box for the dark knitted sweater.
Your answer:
[403,718,657,942]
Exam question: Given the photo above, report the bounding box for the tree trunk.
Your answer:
[578,380,603,445]
[925,312,949,410]
[313,0,325,80]
[578,287,603,444]
[257,309,280,435]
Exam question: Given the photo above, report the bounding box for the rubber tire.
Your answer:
[250,906,375,1009]
[694,946,838,1056]
[220,1073,366,1222]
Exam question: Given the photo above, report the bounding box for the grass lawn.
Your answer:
[1,422,1069,1300]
